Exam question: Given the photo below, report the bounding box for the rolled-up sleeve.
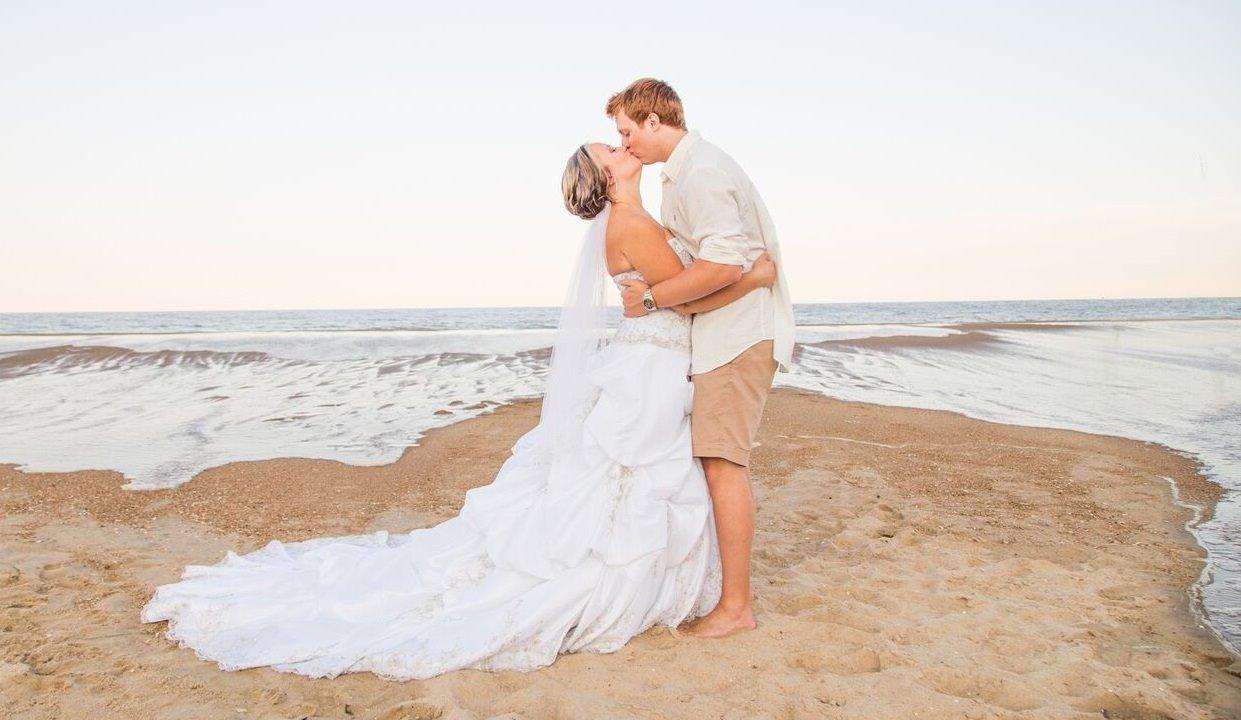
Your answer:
[682,167,748,267]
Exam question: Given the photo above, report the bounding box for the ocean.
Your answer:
[1,296,1238,655]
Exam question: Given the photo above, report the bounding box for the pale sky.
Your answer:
[1,1,1238,313]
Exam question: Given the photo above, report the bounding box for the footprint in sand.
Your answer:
[920,666,1045,712]
[1074,690,1181,719]
[0,661,32,683]
[1097,583,1149,607]
[982,632,1049,674]
[786,646,883,675]
[871,503,904,534]
[1047,662,1098,697]
[823,604,885,634]
[0,662,41,700]
[873,502,903,518]
[375,700,445,720]
[769,593,824,615]
[1136,656,1218,705]
[925,592,973,615]
[825,647,883,674]
[830,529,870,552]
[806,619,877,646]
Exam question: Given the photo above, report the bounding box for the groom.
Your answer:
[607,78,795,638]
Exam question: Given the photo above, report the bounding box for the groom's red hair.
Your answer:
[606,78,686,129]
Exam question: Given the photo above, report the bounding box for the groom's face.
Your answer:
[612,113,656,165]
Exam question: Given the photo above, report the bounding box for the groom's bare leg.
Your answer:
[685,456,758,637]
[682,340,776,639]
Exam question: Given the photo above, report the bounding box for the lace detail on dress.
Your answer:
[610,236,693,355]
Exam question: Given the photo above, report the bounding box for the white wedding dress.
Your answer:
[140,231,723,680]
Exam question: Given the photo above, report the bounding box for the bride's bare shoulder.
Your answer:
[606,205,664,248]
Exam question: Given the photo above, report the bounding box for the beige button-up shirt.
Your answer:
[660,130,795,375]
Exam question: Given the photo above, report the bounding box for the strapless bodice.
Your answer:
[609,236,694,354]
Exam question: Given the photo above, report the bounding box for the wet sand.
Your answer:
[2,389,1238,719]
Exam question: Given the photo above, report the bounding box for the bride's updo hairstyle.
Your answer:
[561,144,609,220]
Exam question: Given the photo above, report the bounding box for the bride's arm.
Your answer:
[671,252,776,316]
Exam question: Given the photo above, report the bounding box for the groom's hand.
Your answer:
[620,280,650,318]
[751,251,777,288]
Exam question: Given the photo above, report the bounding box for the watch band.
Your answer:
[642,288,656,311]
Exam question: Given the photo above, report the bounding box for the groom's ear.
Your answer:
[645,112,662,130]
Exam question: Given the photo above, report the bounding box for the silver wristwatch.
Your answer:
[641,288,656,311]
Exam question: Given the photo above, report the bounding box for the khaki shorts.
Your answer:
[690,339,778,468]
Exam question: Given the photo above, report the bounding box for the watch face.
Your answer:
[643,298,655,310]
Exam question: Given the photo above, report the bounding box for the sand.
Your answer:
[2,389,1238,720]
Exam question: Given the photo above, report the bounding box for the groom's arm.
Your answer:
[629,167,748,314]
[674,252,774,315]
[647,259,742,308]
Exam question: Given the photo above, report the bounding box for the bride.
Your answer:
[139,142,777,680]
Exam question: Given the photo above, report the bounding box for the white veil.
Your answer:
[537,201,612,458]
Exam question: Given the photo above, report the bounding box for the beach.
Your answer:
[3,389,1237,720]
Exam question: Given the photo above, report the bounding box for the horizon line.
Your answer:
[1,294,1239,317]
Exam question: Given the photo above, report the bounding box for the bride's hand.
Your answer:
[749,251,777,288]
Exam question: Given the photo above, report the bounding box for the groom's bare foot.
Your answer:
[683,605,757,639]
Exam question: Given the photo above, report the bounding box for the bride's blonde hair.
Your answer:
[561,145,609,220]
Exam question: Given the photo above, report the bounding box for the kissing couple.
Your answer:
[140,77,796,680]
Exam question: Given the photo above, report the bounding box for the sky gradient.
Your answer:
[1,1,1238,312]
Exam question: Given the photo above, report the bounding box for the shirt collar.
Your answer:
[660,129,700,184]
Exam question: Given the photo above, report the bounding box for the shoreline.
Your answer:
[3,389,1239,719]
